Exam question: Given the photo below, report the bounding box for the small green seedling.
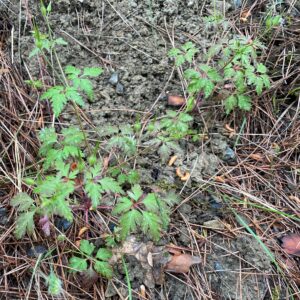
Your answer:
[69,239,113,278]
[112,185,179,241]
[169,34,271,114]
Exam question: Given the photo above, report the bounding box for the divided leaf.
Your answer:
[83,67,103,77]
[69,257,88,272]
[94,261,113,278]
[40,86,67,116]
[127,184,143,201]
[96,248,112,261]
[119,209,142,240]
[141,211,161,241]
[143,193,159,212]
[237,95,252,111]
[99,177,123,194]
[85,181,102,208]
[14,210,35,239]
[112,197,132,215]
[47,272,63,296]
[224,95,237,114]
[11,193,34,212]
[80,240,95,256]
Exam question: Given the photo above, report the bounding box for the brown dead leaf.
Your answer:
[168,155,178,166]
[78,227,89,238]
[165,252,201,273]
[281,234,300,256]
[249,153,264,161]
[214,176,226,183]
[167,95,186,106]
[240,10,251,22]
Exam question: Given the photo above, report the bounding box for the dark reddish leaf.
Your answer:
[39,215,51,236]
[281,234,300,256]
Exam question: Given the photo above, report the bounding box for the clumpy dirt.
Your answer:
[0,0,284,299]
[205,235,272,300]
[6,0,240,126]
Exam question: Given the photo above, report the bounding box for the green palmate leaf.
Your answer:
[94,261,113,278]
[234,71,246,93]
[141,211,161,241]
[96,248,112,261]
[87,163,102,179]
[206,44,222,59]
[257,63,267,74]
[237,95,252,111]
[47,272,62,296]
[29,47,40,58]
[39,127,58,156]
[168,48,181,58]
[255,77,264,95]
[143,193,159,212]
[119,209,142,239]
[34,176,61,197]
[65,87,84,107]
[185,48,198,62]
[78,78,94,100]
[15,210,35,239]
[261,74,271,88]
[69,257,88,272]
[54,37,68,46]
[127,184,143,201]
[40,86,67,116]
[245,70,257,85]
[85,181,102,207]
[175,54,185,66]
[112,197,132,215]
[184,69,200,79]
[164,191,180,206]
[182,41,195,51]
[224,65,235,78]
[62,145,82,158]
[11,192,34,212]
[54,198,73,221]
[203,79,215,98]
[83,67,103,77]
[62,127,84,145]
[80,240,95,256]
[65,65,81,76]
[99,177,123,194]
[187,78,205,93]
[224,95,237,114]
[178,112,193,123]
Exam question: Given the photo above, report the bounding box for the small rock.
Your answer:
[108,72,119,86]
[108,222,117,232]
[223,147,236,161]
[27,245,47,258]
[116,82,124,95]
[203,219,225,230]
[0,207,8,225]
[55,218,72,231]
[213,261,224,272]
[187,0,194,7]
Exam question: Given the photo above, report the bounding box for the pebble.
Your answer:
[27,245,47,258]
[116,82,125,95]
[0,207,8,225]
[108,72,119,86]
[223,147,236,161]
[55,217,72,231]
